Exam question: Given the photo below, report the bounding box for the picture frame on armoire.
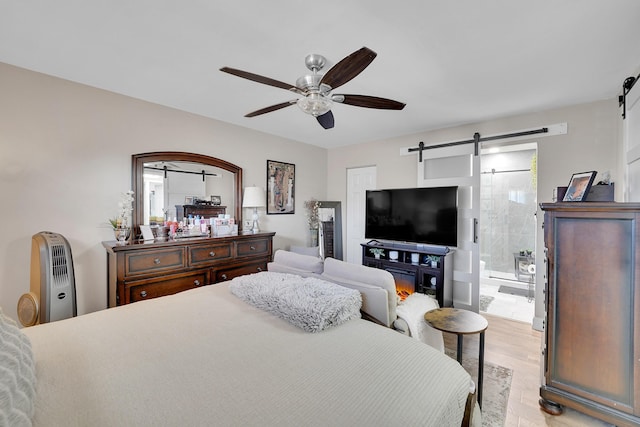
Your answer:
[562,171,596,202]
[266,160,295,214]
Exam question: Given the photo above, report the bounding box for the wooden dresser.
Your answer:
[103,231,274,307]
[321,221,334,258]
[540,203,640,426]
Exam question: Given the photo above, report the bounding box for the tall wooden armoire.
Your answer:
[540,202,640,427]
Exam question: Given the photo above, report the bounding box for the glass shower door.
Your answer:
[480,150,537,283]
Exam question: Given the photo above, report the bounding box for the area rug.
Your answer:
[445,349,513,427]
[480,295,494,312]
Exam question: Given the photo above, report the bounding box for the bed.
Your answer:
[4,271,476,427]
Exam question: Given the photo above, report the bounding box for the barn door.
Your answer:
[624,79,640,201]
[417,143,480,312]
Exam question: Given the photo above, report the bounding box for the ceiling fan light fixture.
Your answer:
[221,47,404,128]
[297,93,333,117]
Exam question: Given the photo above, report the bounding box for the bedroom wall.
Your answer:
[326,98,621,328]
[0,62,327,322]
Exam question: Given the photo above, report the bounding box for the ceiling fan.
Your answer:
[220,47,406,129]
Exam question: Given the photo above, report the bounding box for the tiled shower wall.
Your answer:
[480,149,537,279]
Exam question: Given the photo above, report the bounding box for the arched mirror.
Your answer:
[132,152,243,230]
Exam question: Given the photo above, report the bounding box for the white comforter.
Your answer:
[23,281,471,427]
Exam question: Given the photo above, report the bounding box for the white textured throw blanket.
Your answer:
[396,292,445,352]
[230,272,362,332]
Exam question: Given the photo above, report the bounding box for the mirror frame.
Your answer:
[319,201,343,260]
[132,151,243,231]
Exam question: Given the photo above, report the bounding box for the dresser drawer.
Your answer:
[189,243,232,267]
[215,261,267,282]
[125,248,185,276]
[236,238,270,257]
[128,272,206,303]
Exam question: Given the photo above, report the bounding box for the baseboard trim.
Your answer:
[532,316,544,331]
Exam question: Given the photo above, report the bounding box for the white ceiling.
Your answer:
[1,1,640,149]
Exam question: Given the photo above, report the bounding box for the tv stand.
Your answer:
[361,242,454,307]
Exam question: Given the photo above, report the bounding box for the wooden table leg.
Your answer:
[423,308,488,411]
[478,331,485,408]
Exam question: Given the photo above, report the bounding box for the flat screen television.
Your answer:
[365,186,458,247]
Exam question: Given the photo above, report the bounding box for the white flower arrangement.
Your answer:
[109,190,135,229]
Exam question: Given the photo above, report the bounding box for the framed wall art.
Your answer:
[562,171,597,202]
[266,160,295,214]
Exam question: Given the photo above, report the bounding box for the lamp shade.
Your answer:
[242,187,266,208]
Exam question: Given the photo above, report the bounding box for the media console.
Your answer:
[361,241,453,307]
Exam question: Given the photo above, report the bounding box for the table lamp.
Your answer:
[242,186,266,233]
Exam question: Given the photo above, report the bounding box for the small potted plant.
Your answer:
[369,247,385,259]
[424,254,440,268]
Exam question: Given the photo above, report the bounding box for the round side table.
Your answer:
[424,307,488,407]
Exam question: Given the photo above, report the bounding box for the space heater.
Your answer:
[17,232,77,327]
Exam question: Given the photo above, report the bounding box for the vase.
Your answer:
[114,227,131,244]
[309,228,319,247]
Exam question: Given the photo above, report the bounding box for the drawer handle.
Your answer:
[257,267,262,272]
[221,274,228,280]
[140,290,147,298]
[154,258,161,265]
[250,246,256,251]
[194,280,201,286]
[209,251,216,257]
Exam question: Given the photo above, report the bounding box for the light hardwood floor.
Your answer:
[443,314,614,427]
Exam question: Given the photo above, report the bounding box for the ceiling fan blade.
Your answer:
[220,67,305,94]
[316,111,335,129]
[320,47,377,90]
[245,101,297,117]
[334,94,406,110]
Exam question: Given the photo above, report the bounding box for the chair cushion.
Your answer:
[322,257,397,327]
[289,245,320,257]
[270,249,324,274]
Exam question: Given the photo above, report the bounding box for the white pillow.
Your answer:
[0,307,36,427]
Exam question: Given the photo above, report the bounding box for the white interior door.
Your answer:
[624,80,640,201]
[417,143,480,312]
[346,166,376,264]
